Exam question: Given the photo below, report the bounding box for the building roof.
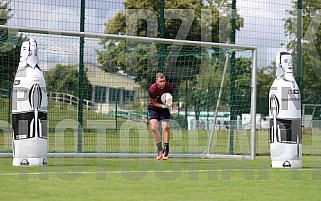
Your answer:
[85,63,141,91]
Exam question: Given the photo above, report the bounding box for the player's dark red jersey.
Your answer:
[149,82,173,106]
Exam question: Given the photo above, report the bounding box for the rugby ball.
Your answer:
[161,93,173,105]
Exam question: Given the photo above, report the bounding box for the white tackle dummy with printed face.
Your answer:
[269,51,302,168]
[12,38,48,166]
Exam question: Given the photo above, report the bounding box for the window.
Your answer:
[109,88,119,103]
[95,86,106,103]
[124,90,134,103]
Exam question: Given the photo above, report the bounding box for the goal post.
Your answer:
[0,25,257,159]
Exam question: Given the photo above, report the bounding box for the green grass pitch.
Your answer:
[1,156,321,201]
[1,100,321,200]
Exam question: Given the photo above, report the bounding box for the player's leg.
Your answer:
[149,107,163,160]
[150,119,163,159]
[160,109,171,160]
[162,120,170,160]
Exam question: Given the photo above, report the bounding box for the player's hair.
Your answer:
[156,72,165,80]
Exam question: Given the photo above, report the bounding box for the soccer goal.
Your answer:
[0,25,257,159]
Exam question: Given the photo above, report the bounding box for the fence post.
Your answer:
[77,0,86,153]
[296,0,303,100]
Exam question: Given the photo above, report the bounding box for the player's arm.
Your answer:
[166,83,176,107]
[150,98,170,109]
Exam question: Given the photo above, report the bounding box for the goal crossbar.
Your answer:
[0,25,256,50]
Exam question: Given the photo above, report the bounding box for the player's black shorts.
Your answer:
[148,104,171,121]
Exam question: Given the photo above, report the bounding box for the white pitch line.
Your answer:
[0,168,317,176]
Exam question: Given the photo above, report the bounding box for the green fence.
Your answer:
[0,0,320,156]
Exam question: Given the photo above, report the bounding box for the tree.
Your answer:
[0,0,26,89]
[45,64,92,100]
[285,0,321,104]
[97,0,244,90]
[182,55,252,120]
[256,65,274,116]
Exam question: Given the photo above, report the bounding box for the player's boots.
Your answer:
[163,145,169,160]
[156,149,163,160]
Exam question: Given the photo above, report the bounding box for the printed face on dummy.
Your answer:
[19,41,30,62]
[19,38,38,67]
[27,39,38,67]
[29,38,37,57]
[281,54,293,73]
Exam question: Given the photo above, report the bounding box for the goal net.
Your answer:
[0,26,257,159]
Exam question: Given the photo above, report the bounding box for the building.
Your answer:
[85,63,145,113]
